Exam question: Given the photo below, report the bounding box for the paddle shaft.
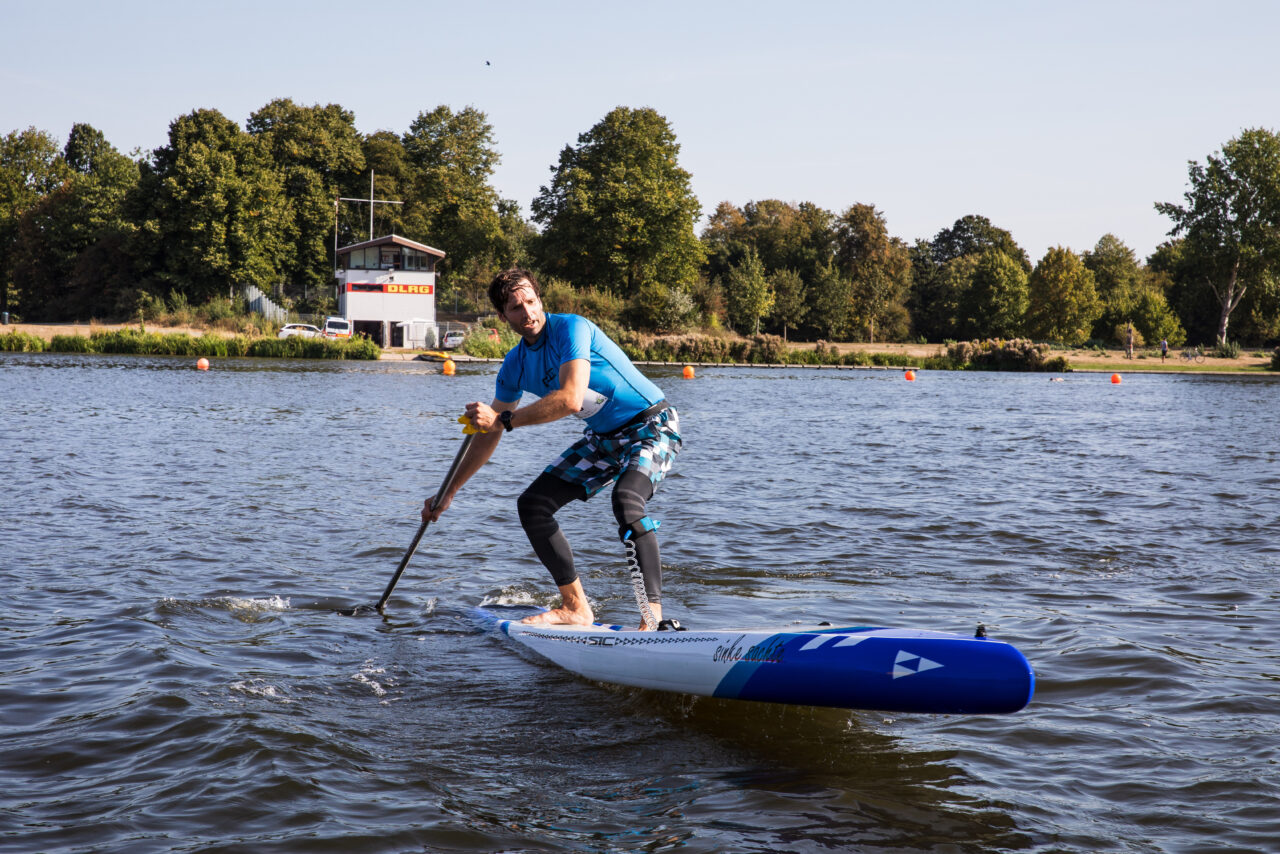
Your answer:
[375,433,476,611]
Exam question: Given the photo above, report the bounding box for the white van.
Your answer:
[322,316,352,339]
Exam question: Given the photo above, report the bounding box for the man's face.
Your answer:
[500,283,545,342]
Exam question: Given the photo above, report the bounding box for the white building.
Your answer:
[335,234,446,348]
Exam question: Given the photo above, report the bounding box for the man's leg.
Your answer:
[612,469,663,629]
[517,472,593,625]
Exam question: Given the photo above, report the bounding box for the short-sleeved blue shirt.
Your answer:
[495,313,665,433]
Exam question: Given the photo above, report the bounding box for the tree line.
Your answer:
[3,100,1278,348]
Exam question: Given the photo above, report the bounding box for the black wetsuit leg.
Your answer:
[516,472,585,588]
[612,470,661,603]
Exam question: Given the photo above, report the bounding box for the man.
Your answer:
[423,268,681,630]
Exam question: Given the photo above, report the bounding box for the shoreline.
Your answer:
[4,322,1275,374]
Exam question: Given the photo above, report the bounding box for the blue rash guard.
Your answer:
[495,313,664,434]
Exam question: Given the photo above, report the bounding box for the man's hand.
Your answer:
[422,492,452,523]
[464,401,500,433]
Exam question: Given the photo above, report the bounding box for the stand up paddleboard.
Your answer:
[473,608,1034,715]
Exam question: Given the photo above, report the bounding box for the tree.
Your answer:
[726,247,773,334]
[136,109,291,302]
[1083,233,1143,341]
[699,199,834,310]
[833,204,911,342]
[809,260,852,339]
[1155,127,1280,346]
[958,249,1029,339]
[1026,247,1102,345]
[908,214,1029,342]
[402,105,507,281]
[11,124,139,319]
[533,107,704,296]
[247,98,365,299]
[770,268,807,341]
[1,127,70,316]
[930,214,1030,271]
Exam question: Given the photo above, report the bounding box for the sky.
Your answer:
[4,0,1278,264]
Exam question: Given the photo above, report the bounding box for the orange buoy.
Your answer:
[682,365,695,379]
[1111,373,1122,384]
[196,358,209,371]
[904,370,916,381]
[442,359,456,376]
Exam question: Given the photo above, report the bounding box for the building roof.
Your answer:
[338,233,446,257]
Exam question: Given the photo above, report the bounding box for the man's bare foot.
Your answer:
[520,606,594,627]
[637,603,663,631]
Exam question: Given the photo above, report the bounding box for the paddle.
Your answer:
[337,430,476,616]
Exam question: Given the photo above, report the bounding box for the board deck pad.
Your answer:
[472,608,1034,715]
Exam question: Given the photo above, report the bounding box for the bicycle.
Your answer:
[1180,345,1205,364]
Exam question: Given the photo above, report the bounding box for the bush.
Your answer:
[49,334,92,353]
[28,329,379,360]
[947,338,1064,371]
[1270,347,1280,371]
[1212,340,1241,359]
[0,331,46,352]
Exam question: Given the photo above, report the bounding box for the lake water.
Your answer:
[2,352,1278,853]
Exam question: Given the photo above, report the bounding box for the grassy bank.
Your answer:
[1,328,382,360]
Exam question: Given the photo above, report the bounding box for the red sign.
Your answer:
[346,283,434,294]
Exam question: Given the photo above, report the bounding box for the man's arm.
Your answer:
[424,360,588,523]
[422,396,516,522]
[466,358,589,432]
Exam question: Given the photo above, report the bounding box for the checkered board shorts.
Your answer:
[546,406,682,497]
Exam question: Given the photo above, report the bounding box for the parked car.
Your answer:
[441,330,466,349]
[277,323,321,339]
[322,316,352,339]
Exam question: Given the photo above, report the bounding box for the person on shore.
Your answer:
[1126,323,1135,360]
[422,268,682,630]
[1160,337,1168,363]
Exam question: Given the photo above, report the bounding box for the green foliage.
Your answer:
[1271,347,1280,370]
[540,277,626,327]
[533,107,705,296]
[1212,339,1241,359]
[769,268,807,340]
[725,247,773,335]
[0,330,46,351]
[1026,247,1102,345]
[947,338,1067,371]
[401,105,506,282]
[247,98,365,296]
[929,214,1030,271]
[624,281,698,333]
[1156,127,1280,346]
[136,108,292,301]
[1114,323,1145,349]
[33,328,380,359]
[808,261,852,340]
[48,333,92,352]
[907,216,1030,342]
[834,203,912,343]
[459,324,519,359]
[958,249,1028,339]
[614,330,785,364]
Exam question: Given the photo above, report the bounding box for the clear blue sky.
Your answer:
[4,0,1276,264]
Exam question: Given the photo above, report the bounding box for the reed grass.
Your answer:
[25,329,381,360]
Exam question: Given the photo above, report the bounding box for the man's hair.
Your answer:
[489,268,541,312]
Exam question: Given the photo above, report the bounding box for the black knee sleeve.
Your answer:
[518,474,585,589]
[612,471,662,603]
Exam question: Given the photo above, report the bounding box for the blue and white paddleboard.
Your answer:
[472,608,1034,715]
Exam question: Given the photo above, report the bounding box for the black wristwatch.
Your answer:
[500,410,514,432]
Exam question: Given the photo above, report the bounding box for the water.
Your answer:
[2,353,1277,853]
